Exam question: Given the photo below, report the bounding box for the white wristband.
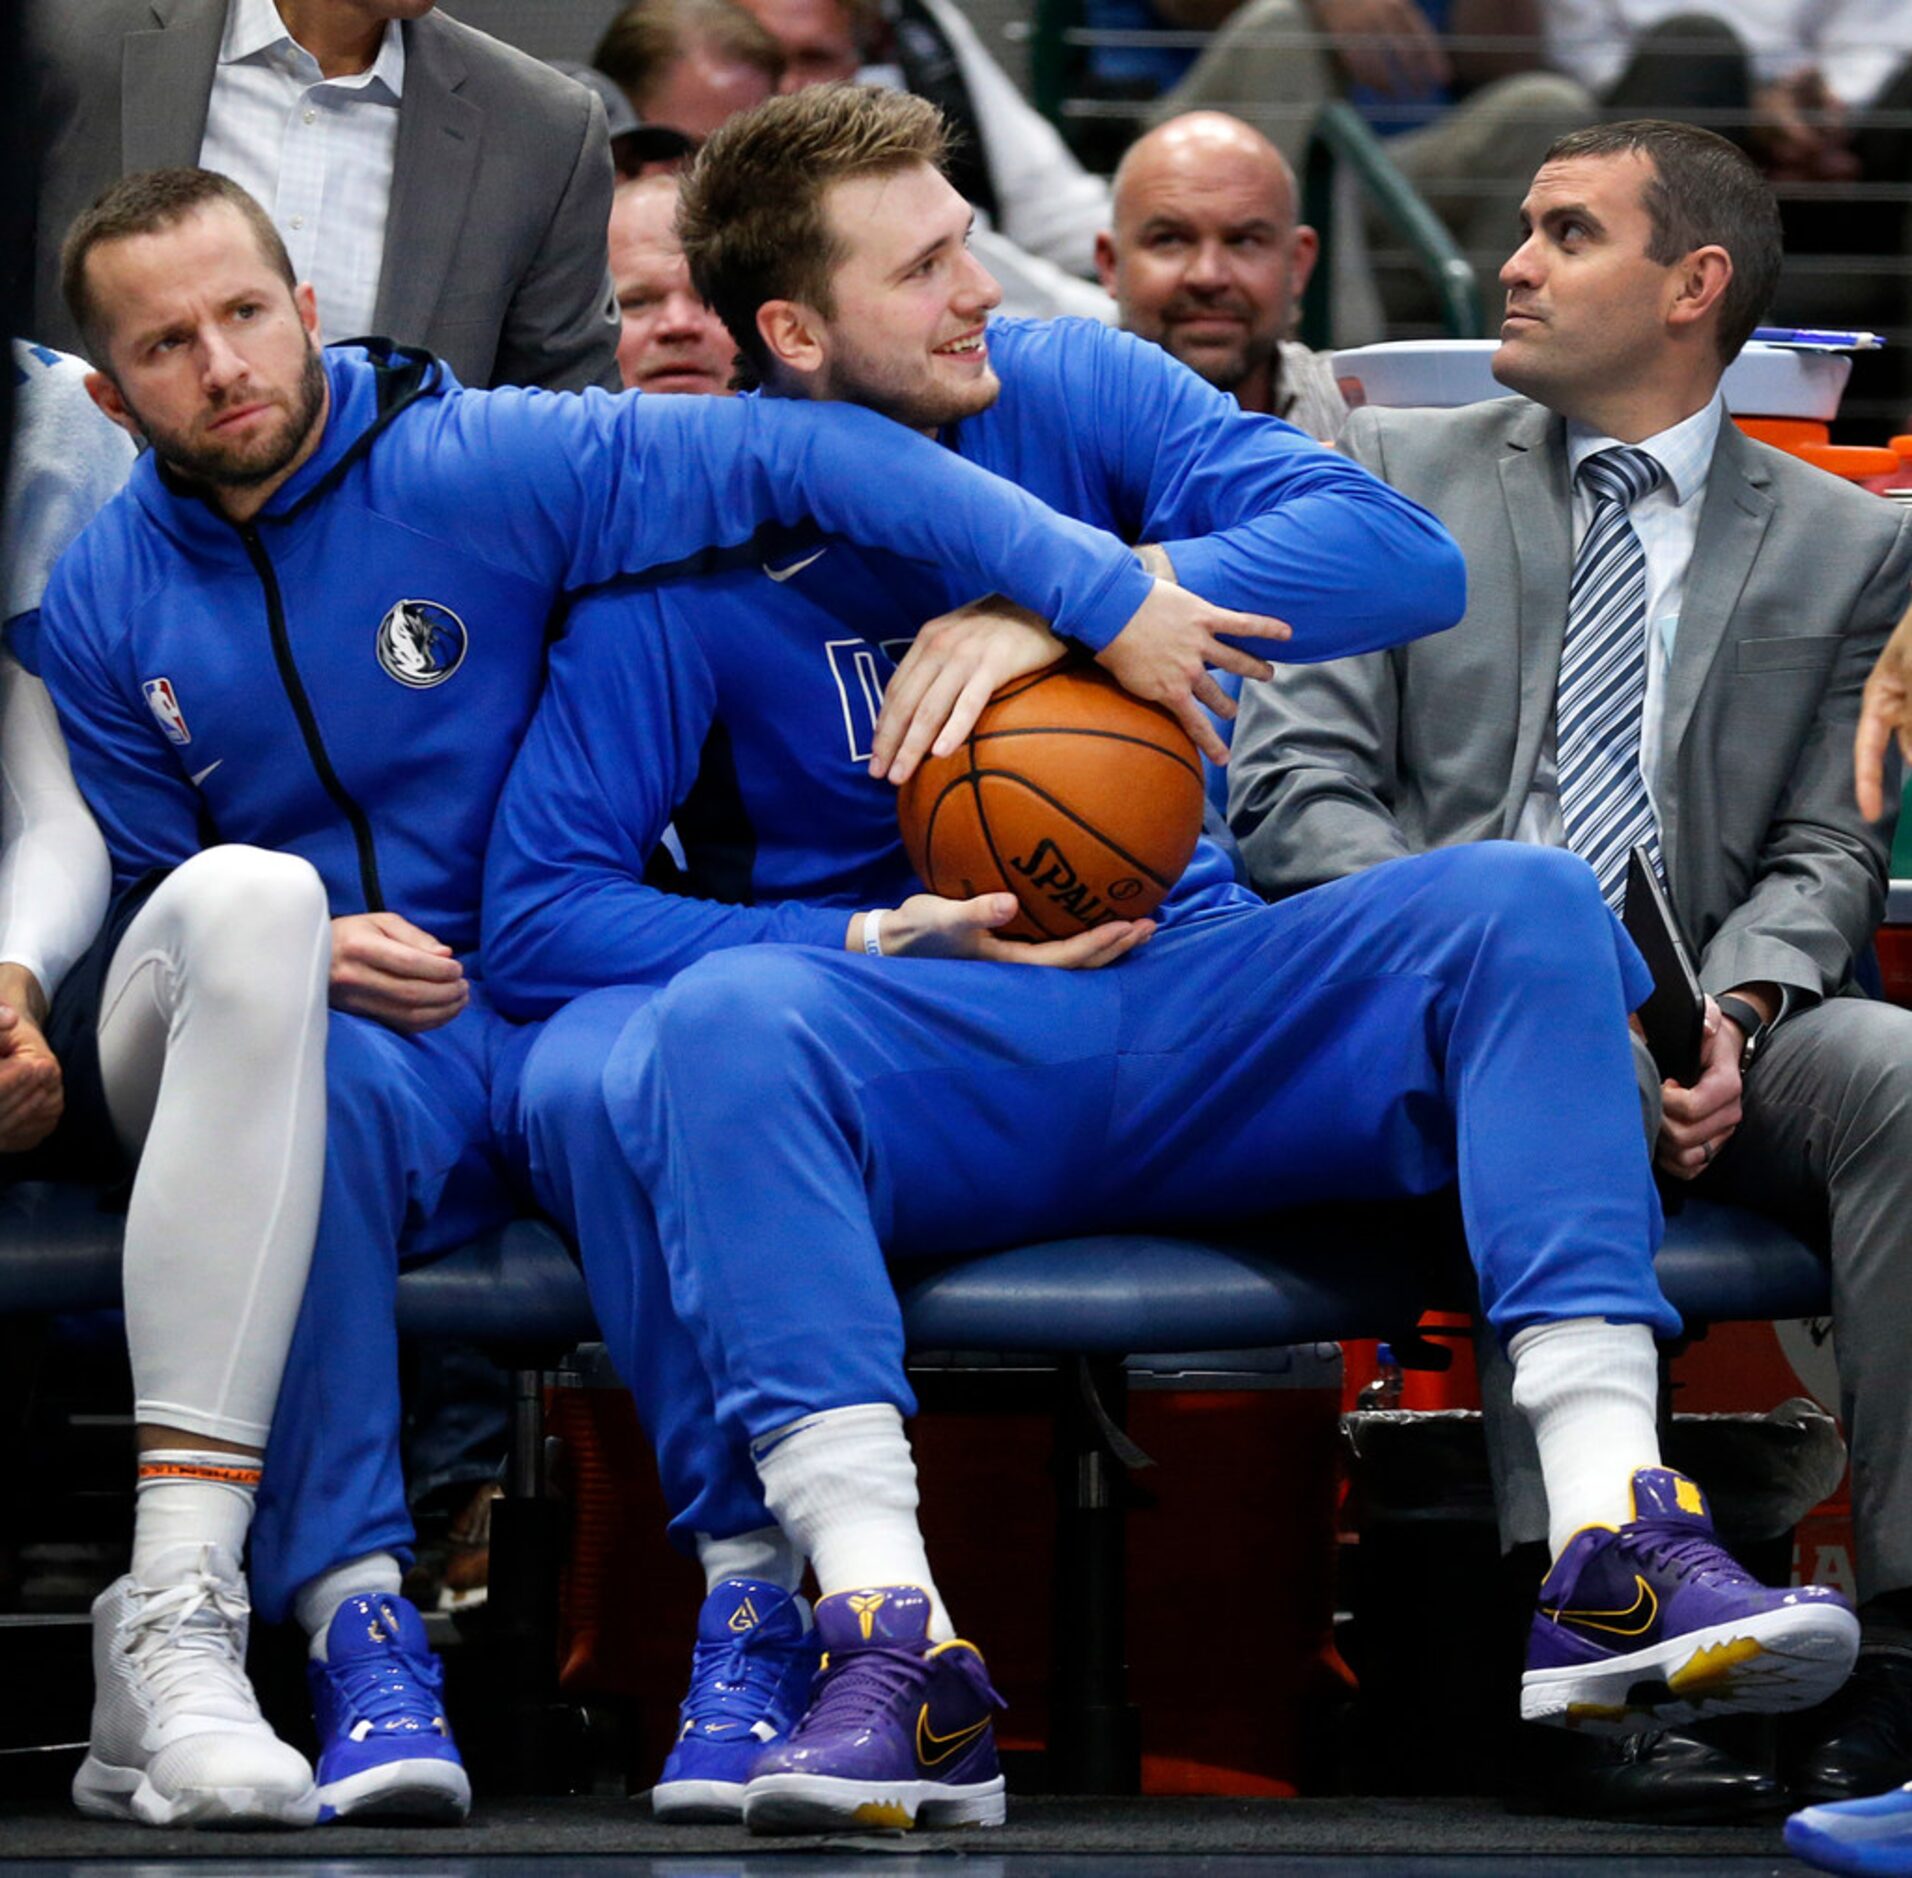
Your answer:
[863,908,886,958]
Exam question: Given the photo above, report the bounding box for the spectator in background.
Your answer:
[32,0,621,391]
[1542,1,1912,178]
[608,172,737,392]
[554,60,700,177]
[1096,112,1346,436]
[593,0,785,142]
[732,0,1117,319]
[1153,0,1596,338]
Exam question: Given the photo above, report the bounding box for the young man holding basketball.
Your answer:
[482,86,1855,1835]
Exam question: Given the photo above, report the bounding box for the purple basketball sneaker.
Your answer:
[741,1585,1005,1834]
[1523,1466,1857,1734]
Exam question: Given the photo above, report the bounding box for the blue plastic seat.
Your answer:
[0,1180,1832,1794]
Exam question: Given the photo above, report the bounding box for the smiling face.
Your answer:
[777,161,1002,431]
[1493,150,1687,419]
[1098,114,1316,414]
[82,200,329,517]
[609,175,736,393]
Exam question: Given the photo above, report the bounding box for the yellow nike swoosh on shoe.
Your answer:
[1540,1574,1658,1637]
[916,1705,991,1767]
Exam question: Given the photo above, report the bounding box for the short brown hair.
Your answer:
[594,0,784,109]
[1541,119,1780,366]
[61,168,297,365]
[678,85,948,374]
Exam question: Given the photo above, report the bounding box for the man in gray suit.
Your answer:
[1231,119,1912,1806]
[31,0,621,391]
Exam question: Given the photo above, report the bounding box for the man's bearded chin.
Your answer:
[135,338,328,491]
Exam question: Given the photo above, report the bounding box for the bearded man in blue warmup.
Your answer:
[480,84,1857,1838]
[30,163,1293,1831]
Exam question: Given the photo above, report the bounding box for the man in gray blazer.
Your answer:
[32,0,621,392]
[1231,119,1912,1807]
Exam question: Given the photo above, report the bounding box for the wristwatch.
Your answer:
[1714,994,1774,1073]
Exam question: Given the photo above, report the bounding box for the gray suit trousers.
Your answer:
[1480,995,1912,1605]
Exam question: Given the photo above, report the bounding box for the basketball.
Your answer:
[896,660,1207,941]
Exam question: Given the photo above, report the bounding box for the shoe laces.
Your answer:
[1544,1523,1747,1620]
[789,1646,926,1741]
[330,1632,444,1734]
[683,1627,801,1728]
[1621,1522,1753,1588]
[122,1563,258,1719]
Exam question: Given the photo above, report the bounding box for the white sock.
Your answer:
[1510,1317,1662,1560]
[294,1551,405,1660]
[697,1524,806,1596]
[132,1449,260,1584]
[751,1403,953,1641]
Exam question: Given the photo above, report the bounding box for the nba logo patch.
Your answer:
[142,677,191,745]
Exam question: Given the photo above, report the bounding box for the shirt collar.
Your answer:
[1566,390,1724,509]
[221,0,406,96]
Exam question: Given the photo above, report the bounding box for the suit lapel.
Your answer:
[1496,405,1573,836]
[1656,422,1773,878]
[373,16,478,342]
[124,0,225,171]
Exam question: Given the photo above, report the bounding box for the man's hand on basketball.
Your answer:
[1099,581,1283,764]
[853,894,1153,968]
[1856,599,1912,820]
[0,965,63,1153]
[872,597,1069,785]
[330,912,470,1032]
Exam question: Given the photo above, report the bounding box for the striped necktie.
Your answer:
[1558,445,1667,911]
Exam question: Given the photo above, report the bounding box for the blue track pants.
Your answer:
[602,844,1679,1444]
[509,987,774,1550]
[249,993,531,1623]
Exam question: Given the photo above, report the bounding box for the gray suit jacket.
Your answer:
[1230,394,1912,1005]
[31,0,620,392]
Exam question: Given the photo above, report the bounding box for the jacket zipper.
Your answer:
[238,523,385,912]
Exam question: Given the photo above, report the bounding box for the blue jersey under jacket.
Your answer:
[483,318,1466,1013]
[30,341,1168,954]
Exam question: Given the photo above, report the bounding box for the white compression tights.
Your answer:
[98,846,331,1447]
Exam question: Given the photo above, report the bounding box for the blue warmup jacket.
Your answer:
[484,317,1466,1012]
[29,341,1165,953]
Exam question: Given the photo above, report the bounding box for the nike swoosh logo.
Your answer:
[765,548,827,583]
[916,1705,991,1768]
[1541,1574,1659,1638]
[190,760,223,787]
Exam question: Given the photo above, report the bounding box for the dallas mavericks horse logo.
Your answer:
[375,598,468,689]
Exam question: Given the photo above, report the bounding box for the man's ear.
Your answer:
[84,369,142,442]
[1667,244,1732,340]
[1286,224,1321,328]
[295,279,321,345]
[1092,229,1118,295]
[756,297,824,378]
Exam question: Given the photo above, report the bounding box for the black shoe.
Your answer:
[1518,1724,1787,1823]
[1792,1645,1912,1803]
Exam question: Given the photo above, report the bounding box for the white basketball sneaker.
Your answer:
[73,1544,319,1828]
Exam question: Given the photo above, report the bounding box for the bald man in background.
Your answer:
[1096,112,1347,439]
[607,172,736,393]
